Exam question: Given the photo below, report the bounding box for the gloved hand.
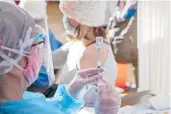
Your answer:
[94,78,121,114]
[67,68,106,99]
[52,48,69,69]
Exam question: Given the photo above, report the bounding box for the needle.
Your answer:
[96,37,103,75]
[97,48,101,75]
[90,36,104,93]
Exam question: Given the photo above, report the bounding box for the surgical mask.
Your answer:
[62,15,76,36]
[23,47,42,86]
[0,34,44,86]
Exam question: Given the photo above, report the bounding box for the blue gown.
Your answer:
[0,84,84,114]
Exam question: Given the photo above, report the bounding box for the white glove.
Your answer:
[94,78,121,114]
[52,48,69,69]
[68,68,106,99]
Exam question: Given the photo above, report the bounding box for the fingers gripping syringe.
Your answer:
[89,37,104,92]
[96,37,103,75]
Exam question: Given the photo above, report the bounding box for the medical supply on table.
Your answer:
[147,95,170,111]
[96,37,104,75]
[118,94,170,114]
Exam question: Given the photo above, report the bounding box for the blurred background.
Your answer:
[44,1,170,95]
[15,0,170,97]
[46,1,170,95]
[46,1,137,94]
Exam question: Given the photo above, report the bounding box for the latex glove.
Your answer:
[68,68,106,99]
[52,48,69,69]
[94,78,121,114]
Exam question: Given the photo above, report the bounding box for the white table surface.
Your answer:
[78,106,170,114]
[79,107,94,114]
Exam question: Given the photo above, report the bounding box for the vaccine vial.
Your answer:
[96,36,103,49]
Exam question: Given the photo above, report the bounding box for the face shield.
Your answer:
[19,0,56,87]
[34,17,55,87]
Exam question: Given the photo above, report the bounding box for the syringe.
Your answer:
[96,37,103,75]
[90,37,104,92]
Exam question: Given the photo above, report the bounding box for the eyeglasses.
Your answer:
[31,40,45,47]
[31,33,46,48]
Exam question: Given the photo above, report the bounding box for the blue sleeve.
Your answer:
[49,29,63,51]
[46,84,84,114]
[1,85,84,114]
[124,8,136,19]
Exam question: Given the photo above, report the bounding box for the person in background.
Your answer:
[0,1,109,114]
[106,0,137,92]
[59,1,118,107]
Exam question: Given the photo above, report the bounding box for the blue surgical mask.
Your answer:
[62,15,76,36]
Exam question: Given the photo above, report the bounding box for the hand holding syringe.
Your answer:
[89,37,105,92]
[91,36,105,92]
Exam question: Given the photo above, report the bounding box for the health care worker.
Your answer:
[0,1,120,114]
